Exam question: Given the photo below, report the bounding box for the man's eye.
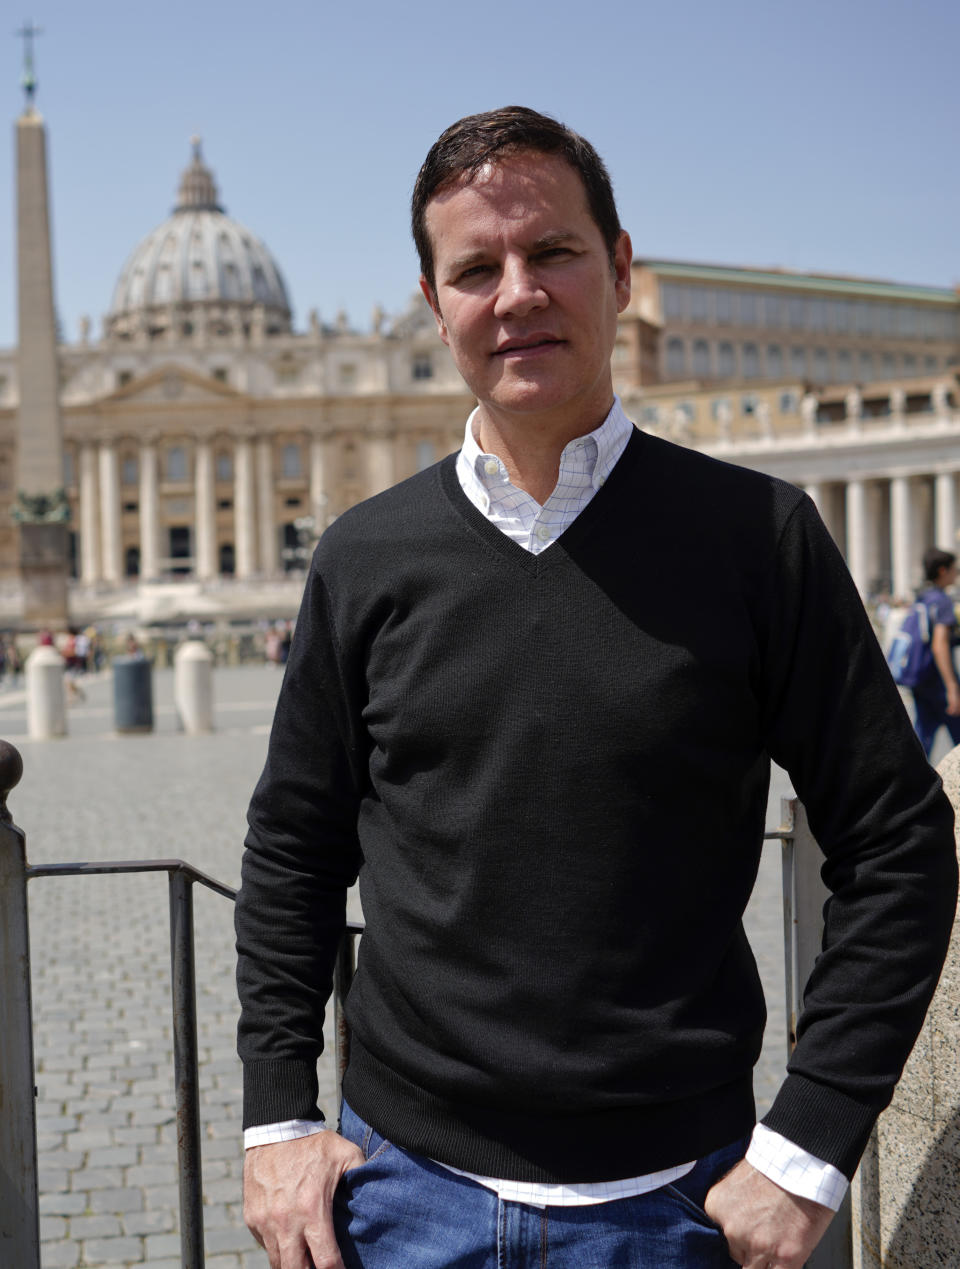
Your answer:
[536,247,571,261]
[457,264,490,282]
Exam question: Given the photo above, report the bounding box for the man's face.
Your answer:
[420,151,631,434]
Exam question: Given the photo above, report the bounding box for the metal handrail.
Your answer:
[0,735,846,1268]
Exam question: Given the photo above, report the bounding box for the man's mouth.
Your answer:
[493,336,563,357]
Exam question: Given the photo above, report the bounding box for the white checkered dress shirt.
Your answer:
[245,397,848,1212]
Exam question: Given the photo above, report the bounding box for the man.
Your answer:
[236,107,957,1269]
[910,546,960,757]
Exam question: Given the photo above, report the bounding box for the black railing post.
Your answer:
[168,867,205,1268]
[779,797,854,1269]
[0,740,41,1269]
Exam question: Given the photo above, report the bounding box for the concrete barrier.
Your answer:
[851,745,960,1267]
[25,646,66,740]
[174,641,214,734]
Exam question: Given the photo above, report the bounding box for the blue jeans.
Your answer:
[912,684,960,757]
[334,1101,745,1267]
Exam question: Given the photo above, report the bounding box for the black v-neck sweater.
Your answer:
[236,429,956,1182]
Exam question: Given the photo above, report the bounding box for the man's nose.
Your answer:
[493,258,548,319]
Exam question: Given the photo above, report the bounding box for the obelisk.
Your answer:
[13,23,69,625]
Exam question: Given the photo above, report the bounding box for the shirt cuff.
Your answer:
[746,1123,848,1211]
[244,1118,328,1150]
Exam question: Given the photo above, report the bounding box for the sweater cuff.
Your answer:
[241,1059,324,1131]
[760,1073,878,1180]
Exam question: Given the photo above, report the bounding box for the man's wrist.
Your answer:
[746,1123,848,1211]
[243,1118,328,1150]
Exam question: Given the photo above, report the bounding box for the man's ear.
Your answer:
[613,231,632,314]
[420,276,448,344]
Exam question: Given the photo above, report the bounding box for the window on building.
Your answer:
[710,397,732,420]
[281,443,302,479]
[764,297,786,329]
[779,391,799,414]
[219,543,235,575]
[666,338,686,377]
[416,440,436,471]
[808,299,826,330]
[412,354,433,380]
[856,303,874,336]
[718,342,736,377]
[675,401,695,423]
[881,353,896,378]
[275,362,299,385]
[904,353,917,375]
[739,293,758,326]
[898,307,918,338]
[217,499,233,511]
[859,352,875,382]
[692,340,711,377]
[121,455,138,486]
[169,526,191,574]
[790,347,806,379]
[117,370,133,388]
[123,501,138,514]
[836,349,852,382]
[715,291,734,325]
[212,367,228,384]
[741,394,759,417]
[689,288,708,323]
[166,446,187,483]
[662,284,685,319]
[339,363,357,388]
[925,355,938,373]
[765,345,783,379]
[788,298,806,330]
[640,405,660,426]
[813,348,829,381]
[742,343,759,378]
[216,451,233,482]
[125,546,140,577]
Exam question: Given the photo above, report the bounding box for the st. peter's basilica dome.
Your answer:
[106,140,292,340]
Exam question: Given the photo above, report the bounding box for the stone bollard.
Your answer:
[174,640,214,734]
[25,645,67,739]
[851,744,960,1267]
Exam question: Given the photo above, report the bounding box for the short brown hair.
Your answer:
[412,105,623,295]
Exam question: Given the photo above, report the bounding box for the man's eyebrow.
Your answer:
[445,231,586,275]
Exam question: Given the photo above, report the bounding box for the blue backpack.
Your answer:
[886,601,934,688]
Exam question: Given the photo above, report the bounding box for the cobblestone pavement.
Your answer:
[1,663,794,1267]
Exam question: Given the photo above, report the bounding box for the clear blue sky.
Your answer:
[2,0,958,348]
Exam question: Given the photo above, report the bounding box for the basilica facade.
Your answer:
[1,140,959,622]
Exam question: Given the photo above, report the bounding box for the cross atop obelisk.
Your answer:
[15,20,42,110]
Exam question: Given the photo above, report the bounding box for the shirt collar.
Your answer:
[456,396,633,508]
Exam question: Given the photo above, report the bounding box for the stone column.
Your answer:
[78,441,100,583]
[845,479,870,596]
[194,438,217,579]
[256,437,277,575]
[934,471,957,552]
[803,483,823,516]
[98,439,123,583]
[310,435,328,531]
[138,440,160,580]
[890,476,913,602]
[366,428,395,497]
[234,436,257,579]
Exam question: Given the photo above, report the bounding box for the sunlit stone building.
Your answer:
[1,138,959,622]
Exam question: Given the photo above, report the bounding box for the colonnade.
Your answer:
[71,431,399,585]
[805,469,959,600]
